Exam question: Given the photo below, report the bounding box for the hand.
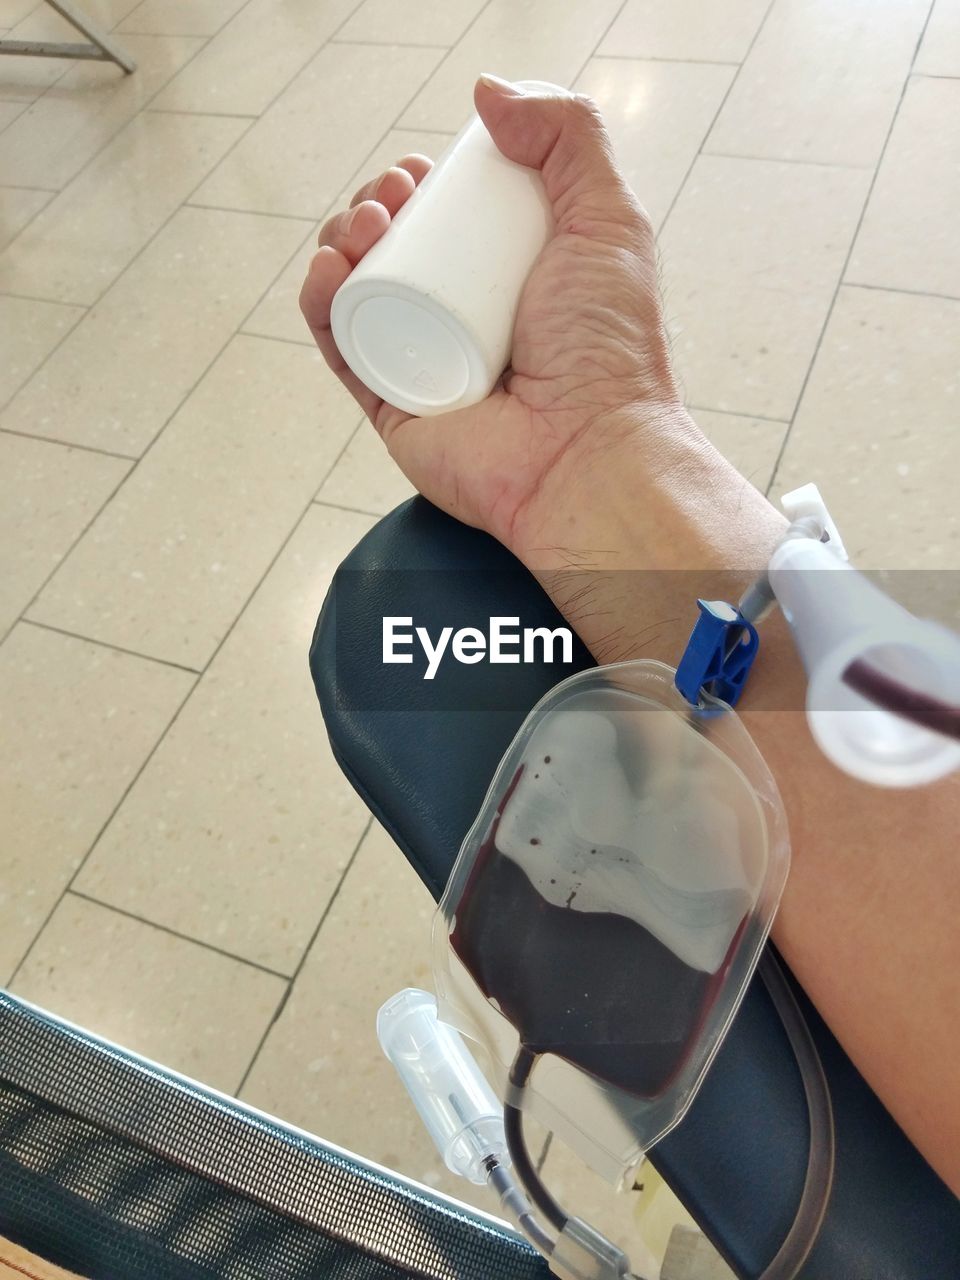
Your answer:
[300,75,690,565]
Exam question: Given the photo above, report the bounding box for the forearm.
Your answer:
[512,407,960,1193]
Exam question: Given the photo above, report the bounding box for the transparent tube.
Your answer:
[756,950,835,1279]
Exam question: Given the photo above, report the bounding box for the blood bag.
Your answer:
[433,659,790,1186]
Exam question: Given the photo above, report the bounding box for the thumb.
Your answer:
[473,74,645,242]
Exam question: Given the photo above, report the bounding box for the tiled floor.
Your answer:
[2,0,958,1267]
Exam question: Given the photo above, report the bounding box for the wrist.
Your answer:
[508,404,788,665]
[511,403,786,572]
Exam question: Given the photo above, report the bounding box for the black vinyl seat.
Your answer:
[311,495,960,1280]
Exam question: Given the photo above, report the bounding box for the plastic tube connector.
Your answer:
[376,988,509,1185]
[768,535,960,787]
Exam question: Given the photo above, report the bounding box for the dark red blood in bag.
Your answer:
[450,769,745,1099]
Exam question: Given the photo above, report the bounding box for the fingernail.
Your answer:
[341,206,360,233]
[478,72,525,97]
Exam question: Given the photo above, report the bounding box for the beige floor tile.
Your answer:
[0,184,50,251]
[0,433,130,636]
[151,0,358,117]
[29,335,361,667]
[0,99,26,128]
[2,207,312,456]
[658,155,869,418]
[242,127,453,345]
[0,111,247,305]
[0,0,39,27]
[337,0,486,46]
[773,287,960,568]
[315,423,416,514]
[11,894,285,1093]
[598,0,769,63]
[0,60,67,107]
[119,0,249,37]
[0,294,84,408]
[192,43,443,219]
[0,623,193,982]
[239,822,494,1214]
[705,0,929,166]
[239,221,319,345]
[41,0,144,28]
[575,58,735,229]
[846,77,960,301]
[915,0,960,75]
[0,34,203,191]
[398,0,624,132]
[74,504,375,974]
[689,408,787,494]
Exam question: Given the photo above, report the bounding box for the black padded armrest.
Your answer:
[311,496,960,1280]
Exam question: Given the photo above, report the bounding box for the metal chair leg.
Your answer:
[0,0,136,74]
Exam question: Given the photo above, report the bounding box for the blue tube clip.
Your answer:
[675,599,759,707]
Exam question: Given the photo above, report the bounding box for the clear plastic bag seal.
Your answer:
[433,660,790,1186]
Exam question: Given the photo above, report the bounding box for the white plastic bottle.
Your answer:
[330,82,561,418]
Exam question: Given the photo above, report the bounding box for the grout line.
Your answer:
[841,279,960,306]
[5,671,199,990]
[113,30,240,39]
[234,816,374,1097]
[0,287,88,307]
[310,418,366,502]
[765,0,939,496]
[658,0,778,237]
[0,423,137,461]
[149,106,258,120]
[331,38,451,50]
[312,496,391,520]
[239,324,315,348]
[687,404,790,427]
[910,70,960,80]
[700,150,873,171]
[21,618,202,675]
[591,53,742,67]
[0,180,59,193]
[184,197,321,222]
[535,1132,553,1176]
[67,889,292,981]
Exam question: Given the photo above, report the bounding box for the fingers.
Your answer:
[318,199,390,265]
[299,246,382,421]
[302,152,435,422]
[348,153,433,211]
[349,165,414,215]
[473,75,647,242]
[316,154,434,264]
